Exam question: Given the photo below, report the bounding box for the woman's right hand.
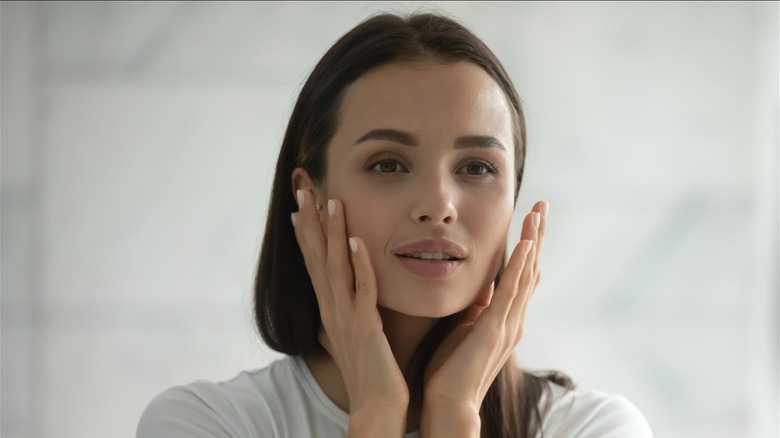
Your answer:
[291,189,409,435]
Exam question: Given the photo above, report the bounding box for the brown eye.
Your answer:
[465,163,488,175]
[458,161,497,176]
[370,159,406,173]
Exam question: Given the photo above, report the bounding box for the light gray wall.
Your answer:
[2,2,778,437]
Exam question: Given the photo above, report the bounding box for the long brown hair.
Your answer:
[254,12,574,437]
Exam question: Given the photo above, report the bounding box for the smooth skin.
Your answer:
[290,61,547,436]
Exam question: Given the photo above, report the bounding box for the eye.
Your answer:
[369,159,407,173]
[458,160,498,176]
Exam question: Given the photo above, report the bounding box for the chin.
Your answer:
[377,290,473,319]
[375,270,490,318]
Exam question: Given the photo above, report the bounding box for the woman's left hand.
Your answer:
[420,201,548,436]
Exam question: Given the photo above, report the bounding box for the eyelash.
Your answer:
[366,158,499,176]
[458,160,499,176]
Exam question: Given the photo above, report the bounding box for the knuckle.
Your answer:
[504,282,518,296]
[301,246,324,268]
[519,269,532,285]
[354,277,367,293]
[326,258,344,278]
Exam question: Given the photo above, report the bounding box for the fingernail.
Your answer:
[349,237,358,253]
[328,199,335,217]
[542,202,549,218]
[296,190,304,208]
[522,240,533,255]
[532,212,540,229]
[291,212,297,227]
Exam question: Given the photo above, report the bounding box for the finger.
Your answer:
[525,201,547,310]
[532,201,549,276]
[348,237,380,319]
[461,282,494,324]
[519,208,541,253]
[518,207,541,297]
[482,239,532,323]
[325,199,356,307]
[520,271,542,325]
[292,189,332,303]
[508,221,540,330]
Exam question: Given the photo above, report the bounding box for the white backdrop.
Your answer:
[2,2,778,437]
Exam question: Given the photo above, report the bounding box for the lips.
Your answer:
[394,239,467,278]
[394,239,467,260]
[403,251,457,261]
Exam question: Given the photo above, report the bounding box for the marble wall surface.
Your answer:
[2,2,777,437]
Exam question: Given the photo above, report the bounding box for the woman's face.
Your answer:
[321,61,516,318]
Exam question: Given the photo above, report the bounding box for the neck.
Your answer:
[377,306,438,378]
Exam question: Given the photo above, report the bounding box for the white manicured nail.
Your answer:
[532,212,540,229]
[291,213,297,227]
[296,190,304,208]
[328,199,335,217]
[542,202,549,218]
[349,237,358,253]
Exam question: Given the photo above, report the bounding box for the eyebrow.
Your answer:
[354,128,506,152]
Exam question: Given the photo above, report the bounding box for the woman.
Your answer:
[138,12,653,438]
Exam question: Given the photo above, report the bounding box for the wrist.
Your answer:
[348,404,408,438]
[420,401,480,437]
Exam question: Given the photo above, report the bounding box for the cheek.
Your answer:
[468,194,514,268]
[340,192,396,255]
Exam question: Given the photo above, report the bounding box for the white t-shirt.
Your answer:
[137,356,653,437]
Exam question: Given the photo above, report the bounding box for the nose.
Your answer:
[411,174,458,225]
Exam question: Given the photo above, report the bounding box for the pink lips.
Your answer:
[394,239,467,278]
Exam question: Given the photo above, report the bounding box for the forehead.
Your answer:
[334,60,515,150]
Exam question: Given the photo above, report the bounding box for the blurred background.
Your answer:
[2,2,778,437]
